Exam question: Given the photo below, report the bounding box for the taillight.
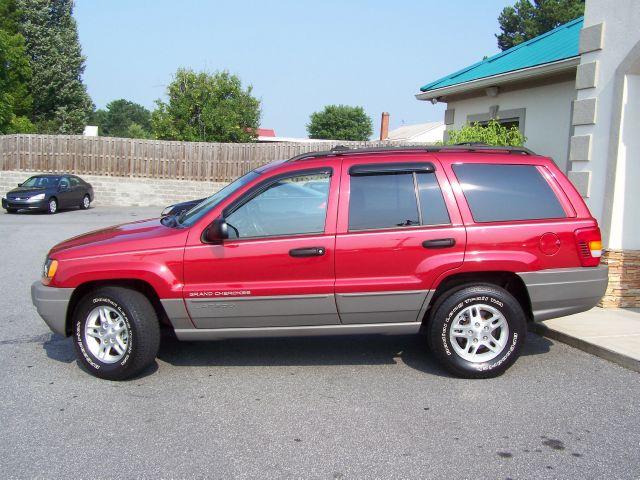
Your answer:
[574,227,602,267]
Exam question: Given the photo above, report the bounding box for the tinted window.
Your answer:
[59,177,70,189]
[417,173,450,225]
[453,164,565,222]
[69,177,80,187]
[226,172,330,238]
[349,173,419,230]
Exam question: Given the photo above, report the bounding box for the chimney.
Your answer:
[379,112,390,141]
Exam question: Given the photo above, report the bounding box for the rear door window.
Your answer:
[453,164,565,222]
[348,170,450,230]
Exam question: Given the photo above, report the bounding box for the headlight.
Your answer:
[42,257,58,282]
[28,193,45,202]
[161,205,175,216]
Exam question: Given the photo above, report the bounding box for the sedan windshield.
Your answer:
[21,176,59,188]
[177,170,262,227]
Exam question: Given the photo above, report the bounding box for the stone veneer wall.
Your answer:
[599,250,640,308]
[0,170,226,207]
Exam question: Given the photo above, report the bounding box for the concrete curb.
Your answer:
[529,322,640,373]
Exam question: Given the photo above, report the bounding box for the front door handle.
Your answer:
[422,238,456,249]
[289,247,326,257]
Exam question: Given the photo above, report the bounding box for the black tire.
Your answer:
[427,284,526,379]
[80,194,90,210]
[72,286,160,380]
[47,197,58,214]
[6,208,17,214]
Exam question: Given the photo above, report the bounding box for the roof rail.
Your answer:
[287,144,535,162]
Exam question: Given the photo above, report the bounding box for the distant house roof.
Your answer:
[417,17,583,99]
[387,121,445,142]
[256,128,276,137]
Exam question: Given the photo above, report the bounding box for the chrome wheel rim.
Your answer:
[449,304,509,363]
[84,306,129,364]
[49,200,57,213]
[83,196,90,208]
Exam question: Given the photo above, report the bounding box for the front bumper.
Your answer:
[30,281,74,336]
[2,198,47,211]
[517,265,609,321]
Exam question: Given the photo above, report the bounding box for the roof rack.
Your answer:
[287,143,535,162]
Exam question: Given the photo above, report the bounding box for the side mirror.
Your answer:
[202,217,229,244]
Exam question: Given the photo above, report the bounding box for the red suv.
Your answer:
[31,146,608,380]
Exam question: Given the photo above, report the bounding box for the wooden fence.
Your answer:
[0,134,406,183]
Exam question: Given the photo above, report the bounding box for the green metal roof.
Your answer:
[420,17,583,93]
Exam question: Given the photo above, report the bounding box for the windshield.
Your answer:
[177,170,262,227]
[22,176,59,188]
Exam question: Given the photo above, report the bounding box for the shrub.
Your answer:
[445,119,526,146]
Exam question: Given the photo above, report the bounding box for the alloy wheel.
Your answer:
[449,304,509,362]
[84,306,129,364]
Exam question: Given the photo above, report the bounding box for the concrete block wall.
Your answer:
[0,171,226,207]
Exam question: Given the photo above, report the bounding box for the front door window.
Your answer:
[226,172,331,239]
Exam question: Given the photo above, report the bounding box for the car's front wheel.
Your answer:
[72,286,160,380]
[427,284,526,379]
[47,197,58,214]
[6,208,17,214]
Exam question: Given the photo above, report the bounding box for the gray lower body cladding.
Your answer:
[178,290,434,336]
[30,281,74,335]
[517,265,609,321]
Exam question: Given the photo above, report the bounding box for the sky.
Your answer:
[74,0,513,139]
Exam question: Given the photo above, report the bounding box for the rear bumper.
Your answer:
[517,265,609,321]
[2,198,47,211]
[30,281,74,336]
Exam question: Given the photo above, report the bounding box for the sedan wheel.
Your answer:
[47,198,57,214]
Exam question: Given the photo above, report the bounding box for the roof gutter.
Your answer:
[415,56,580,102]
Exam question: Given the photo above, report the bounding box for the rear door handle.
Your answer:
[422,238,456,249]
[289,247,326,257]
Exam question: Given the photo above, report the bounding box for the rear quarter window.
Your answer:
[453,164,565,222]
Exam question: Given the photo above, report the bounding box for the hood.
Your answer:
[7,186,48,198]
[49,218,189,259]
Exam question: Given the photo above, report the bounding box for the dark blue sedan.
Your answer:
[2,174,94,214]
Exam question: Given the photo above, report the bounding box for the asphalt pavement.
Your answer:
[0,206,639,479]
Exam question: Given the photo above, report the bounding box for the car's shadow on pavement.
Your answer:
[155,332,553,379]
[42,331,552,380]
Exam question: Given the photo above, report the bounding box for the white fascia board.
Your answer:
[415,57,580,101]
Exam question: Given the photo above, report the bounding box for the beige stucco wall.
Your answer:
[568,0,640,250]
[446,79,577,172]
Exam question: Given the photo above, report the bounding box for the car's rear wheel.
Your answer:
[80,194,90,210]
[427,284,526,379]
[47,197,57,214]
[72,286,160,380]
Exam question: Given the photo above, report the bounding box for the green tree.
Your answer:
[445,119,526,147]
[17,0,93,133]
[151,69,261,143]
[496,0,584,51]
[0,0,33,133]
[307,105,372,141]
[90,99,152,138]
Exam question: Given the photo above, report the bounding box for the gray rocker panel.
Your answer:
[517,265,609,321]
[174,322,422,341]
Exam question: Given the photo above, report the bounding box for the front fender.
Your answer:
[49,247,184,299]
